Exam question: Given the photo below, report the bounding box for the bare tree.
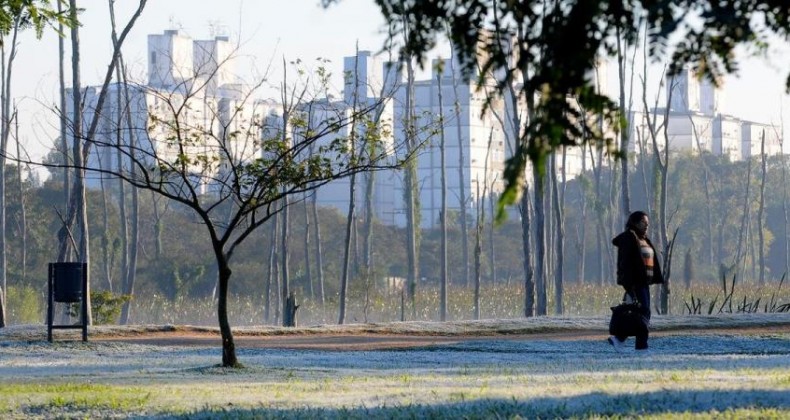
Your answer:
[264,212,277,323]
[302,196,313,299]
[0,15,21,327]
[473,176,482,320]
[642,72,673,314]
[551,149,567,314]
[311,191,325,309]
[55,0,147,327]
[338,51,362,325]
[436,62,448,322]
[615,28,631,223]
[449,55,470,289]
[784,150,789,279]
[757,130,767,285]
[13,110,26,283]
[58,0,70,212]
[105,0,141,324]
[403,56,420,320]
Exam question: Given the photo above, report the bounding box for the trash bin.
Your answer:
[52,262,84,303]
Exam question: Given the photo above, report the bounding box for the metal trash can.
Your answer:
[52,262,83,303]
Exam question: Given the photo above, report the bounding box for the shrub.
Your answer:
[5,285,44,324]
[68,291,132,325]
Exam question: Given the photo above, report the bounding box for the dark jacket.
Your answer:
[612,229,664,289]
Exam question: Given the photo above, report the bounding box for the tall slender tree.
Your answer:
[0,15,21,328]
[449,55,470,289]
[758,130,767,285]
[436,61,448,322]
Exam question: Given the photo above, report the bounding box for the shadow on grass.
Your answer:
[145,389,790,419]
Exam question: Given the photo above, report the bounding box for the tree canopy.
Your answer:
[0,0,66,39]
[323,0,790,209]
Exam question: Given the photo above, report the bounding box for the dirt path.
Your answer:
[98,324,790,351]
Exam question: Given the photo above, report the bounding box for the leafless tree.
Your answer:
[757,130,767,285]
[0,15,21,327]
[436,61,448,322]
[449,55,470,289]
[55,0,147,326]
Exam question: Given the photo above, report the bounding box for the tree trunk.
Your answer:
[0,17,22,328]
[437,70,448,322]
[589,146,606,285]
[616,29,631,223]
[758,130,766,285]
[488,192,496,284]
[109,0,128,312]
[114,94,127,300]
[783,140,790,279]
[686,109,716,270]
[552,151,566,315]
[281,197,293,327]
[123,173,139,323]
[215,252,237,367]
[658,90,672,314]
[99,172,113,291]
[120,100,139,324]
[734,154,753,283]
[450,57,470,288]
[311,194,325,308]
[283,292,299,327]
[264,215,277,323]
[338,171,355,324]
[302,197,313,299]
[13,111,25,283]
[403,56,419,319]
[520,186,533,317]
[58,0,70,213]
[152,194,164,259]
[362,170,375,322]
[533,163,547,315]
[273,211,281,325]
[576,144,588,284]
[473,179,482,320]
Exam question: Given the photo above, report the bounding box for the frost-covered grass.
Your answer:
[1,317,789,418]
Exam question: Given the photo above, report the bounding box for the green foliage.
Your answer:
[5,285,42,324]
[0,0,69,40]
[328,0,790,213]
[69,291,131,325]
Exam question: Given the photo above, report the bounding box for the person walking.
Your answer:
[609,211,664,352]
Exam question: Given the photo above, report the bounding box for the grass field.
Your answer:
[124,281,790,327]
[1,315,789,418]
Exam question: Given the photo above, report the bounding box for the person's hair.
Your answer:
[626,211,648,230]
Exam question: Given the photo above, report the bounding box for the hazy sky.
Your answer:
[14,0,390,162]
[11,0,790,163]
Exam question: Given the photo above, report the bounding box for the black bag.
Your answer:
[609,302,648,337]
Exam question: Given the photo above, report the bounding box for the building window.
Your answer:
[151,52,156,65]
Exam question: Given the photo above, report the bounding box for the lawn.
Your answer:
[1,315,789,419]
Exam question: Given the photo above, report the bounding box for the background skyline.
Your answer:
[10,0,790,169]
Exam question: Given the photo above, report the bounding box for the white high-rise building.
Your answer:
[80,30,277,192]
[194,35,235,97]
[667,68,721,116]
[392,57,506,228]
[629,70,780,161]
[308,51,399,225]
[148,29,194,90]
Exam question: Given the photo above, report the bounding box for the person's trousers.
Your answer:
[615,285,651,349]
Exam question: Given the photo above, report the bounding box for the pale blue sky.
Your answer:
[11,0,790,163]
[14,0,390,161]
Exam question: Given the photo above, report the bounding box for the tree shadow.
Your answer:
[132,389,790,419]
